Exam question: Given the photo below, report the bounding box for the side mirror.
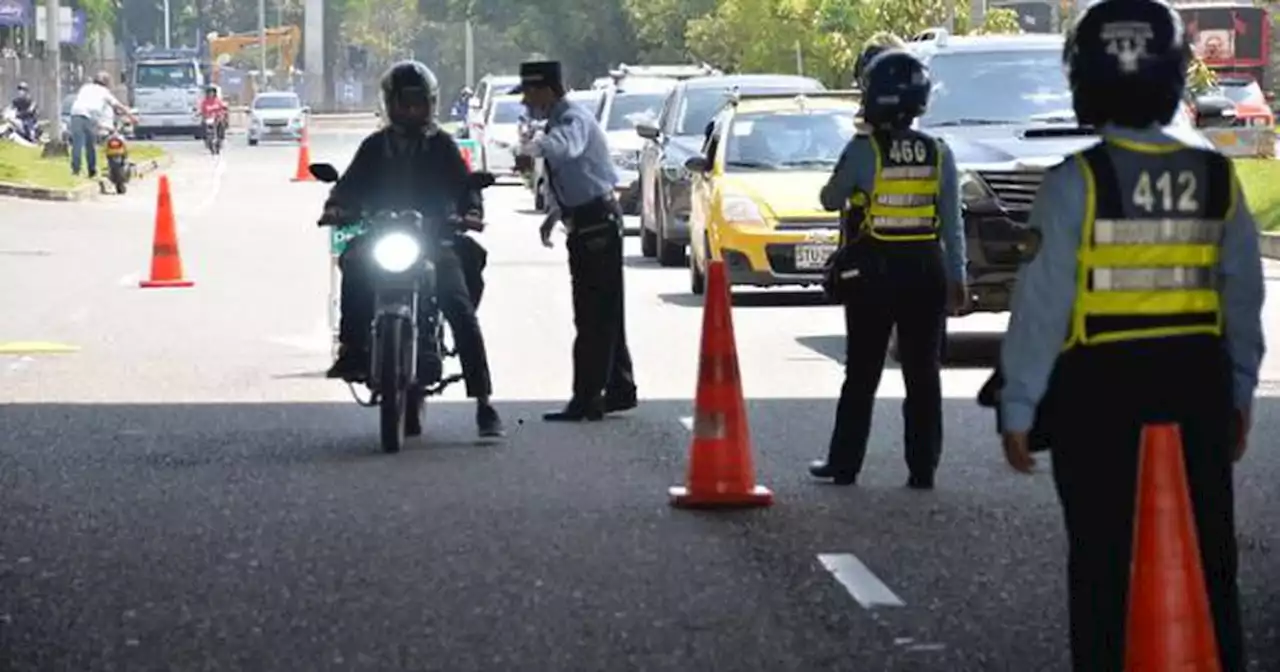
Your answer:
[684,155,711,173]
[308,162,340,183]
[636,123,659,140]
[301,105,311,114]
[468,171,497,189]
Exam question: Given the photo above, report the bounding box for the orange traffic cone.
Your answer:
[291,126,315,182]
[139,175,194,289]
[669,260,773,508]
[1124,423,1221,671]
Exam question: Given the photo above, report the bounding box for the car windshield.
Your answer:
[723,109,856,171]
[134,63,198,88]
[254,95,300,110]
[567,91,605,118]
[675,83,820,135]
[919,49,1076,127]
[1218,81,1264,105]
[490,99,523,124]
[606,92,665,130]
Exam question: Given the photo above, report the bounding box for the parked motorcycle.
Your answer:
[309,162,496,453]
[1,106,43,145]
[103,122,132,195]
[203,116,223,155]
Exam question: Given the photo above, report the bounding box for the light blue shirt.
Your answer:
[819,133,967,284]
[534,98,617,210]
[999,124,1267,432]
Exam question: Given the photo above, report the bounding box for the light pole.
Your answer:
[163,0,171,49]
[43,0,63,154]
[258,0,267,86]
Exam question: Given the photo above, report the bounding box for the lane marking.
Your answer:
[678,415,693,431]
[817,553,905,608]
[6,356,35,373]
[0,342,80,355]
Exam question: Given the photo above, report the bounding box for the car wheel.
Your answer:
[248,138,259,146]
[641,227,657,258]
[689,246,705,295]
[655,204,685,267]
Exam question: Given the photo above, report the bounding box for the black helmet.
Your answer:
[861,50,931,128]
[380,60,439,132]
[853,45,890,88]
[1064,0,1189,128]
[205,85,218,95]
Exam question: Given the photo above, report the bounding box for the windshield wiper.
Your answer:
[724,160,776,169]
[925,118,1020,127]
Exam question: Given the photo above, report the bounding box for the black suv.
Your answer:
[635,74,825,266]
[905,31,1206,314]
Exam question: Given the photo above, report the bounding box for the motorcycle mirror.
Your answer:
[308,163,340,183]
[468,171,497,189]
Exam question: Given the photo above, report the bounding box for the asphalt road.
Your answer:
[1,129,1278,671]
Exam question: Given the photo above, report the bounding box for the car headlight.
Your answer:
[612,150,640,171]
[372,232,421,272]
[959,170,997,205]
[661,162,690,182]
[721,193,766,225]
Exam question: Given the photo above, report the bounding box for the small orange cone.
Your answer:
[669,260,773,508]
[291,126,315,182]
[1124,423,1221,671]
[139,175,194,289]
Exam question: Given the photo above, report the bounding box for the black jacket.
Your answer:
[325,127,483,232]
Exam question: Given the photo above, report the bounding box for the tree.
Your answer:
[972,7,1022,35]
[342,0,424,66]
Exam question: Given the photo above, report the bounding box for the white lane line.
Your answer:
[678,415,693,431]
[6,356,35,373]
[817,553,905,608]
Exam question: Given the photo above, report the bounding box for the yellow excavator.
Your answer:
[207,26,302,97]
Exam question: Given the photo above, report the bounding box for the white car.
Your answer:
[599,77,674,214]
[481,94,525,175]
[247,91,308,146]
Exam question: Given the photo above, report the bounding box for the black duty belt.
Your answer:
[564,194,620,236]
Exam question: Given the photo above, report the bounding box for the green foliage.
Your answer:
[972,8,1022,35]
[1187,54,1219,96]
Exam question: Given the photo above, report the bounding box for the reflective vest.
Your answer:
[860,130,942,242]
[1066,139,1233,347]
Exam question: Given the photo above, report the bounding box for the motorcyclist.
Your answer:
[198,85,229,143]
[323,60,504,438]
[10,82,39,140]
[451,86,472,121]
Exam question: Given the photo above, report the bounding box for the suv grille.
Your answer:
[978,170,1045,210]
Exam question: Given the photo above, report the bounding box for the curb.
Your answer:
[0,153,175,202]
[1261,232,1280,260]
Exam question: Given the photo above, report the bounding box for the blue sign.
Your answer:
[0,0,30,27]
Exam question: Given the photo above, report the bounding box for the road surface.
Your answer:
[2,129,1277,671]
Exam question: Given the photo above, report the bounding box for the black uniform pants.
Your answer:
[826,243,946,477]
[339,234,493,398]
[1045,337,1243,672]
[565,206,635,404]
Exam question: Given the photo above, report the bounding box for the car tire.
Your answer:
[641,228,657,258]
[690,232,707,295]
[248,138,259,146]
[655,202,685,267]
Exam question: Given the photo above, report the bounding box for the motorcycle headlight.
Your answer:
[372,232,421,272]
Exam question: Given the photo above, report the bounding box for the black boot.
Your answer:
[542,397,604,422]
[808,460,858,486]
[477,402,505,437]
[603,387,638,414]
[326,345,367,381]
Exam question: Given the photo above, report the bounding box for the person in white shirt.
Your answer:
[68,72,133,177]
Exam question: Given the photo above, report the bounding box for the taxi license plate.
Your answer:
[794,244,836,270]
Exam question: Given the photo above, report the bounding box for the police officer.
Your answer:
[511,61,638,421]
[809,49,967,490]
[998,0,1263,669]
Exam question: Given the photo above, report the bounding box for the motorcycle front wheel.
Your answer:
[377,320,408,453]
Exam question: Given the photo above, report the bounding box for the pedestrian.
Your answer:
[511,61,638,422]
[996,0,1263,669]
[809,48,967,490]
[66,72,133,179]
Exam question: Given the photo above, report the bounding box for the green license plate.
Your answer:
[329,223,367,255]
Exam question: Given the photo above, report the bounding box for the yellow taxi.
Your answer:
[684,92,859,295]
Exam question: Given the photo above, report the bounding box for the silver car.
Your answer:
[481,94,525,175]
[247,91,309,145]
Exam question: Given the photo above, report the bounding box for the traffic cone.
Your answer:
[1124,423,1221,671]
[669,260,773,508]
[139,175,194,289]
[291,126,315,182]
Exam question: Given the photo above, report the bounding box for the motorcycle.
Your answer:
[203,116,223,155]
[1,105,43,145]
[309,162,496,453]
[103,122,132,195]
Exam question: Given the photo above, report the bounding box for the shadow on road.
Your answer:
[657,289,831,309]
[795,331,1004,369]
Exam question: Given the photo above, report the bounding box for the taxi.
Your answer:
[684,92,858,294]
